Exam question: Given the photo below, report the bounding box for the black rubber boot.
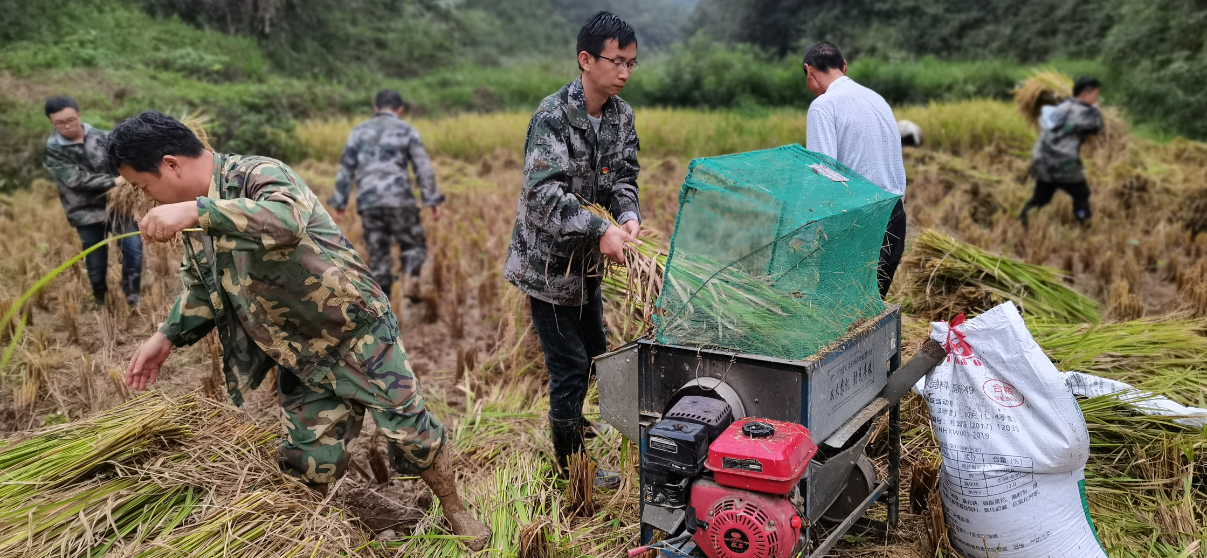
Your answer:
[549,414,621,489]
[549,414,582,474]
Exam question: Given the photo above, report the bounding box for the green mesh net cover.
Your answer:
[654,144,900,360]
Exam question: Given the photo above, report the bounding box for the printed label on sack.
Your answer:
[983,379,1025,407]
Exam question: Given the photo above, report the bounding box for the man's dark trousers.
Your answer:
[1025,180,1092,223]
[76,219,143,304]
[529,285,607,422]
[878,199,907,299]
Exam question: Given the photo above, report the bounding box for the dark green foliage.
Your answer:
[1101,0,1207,140]
[690,0,1116,62]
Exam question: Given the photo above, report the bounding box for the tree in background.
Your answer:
[1102,0,1207,139]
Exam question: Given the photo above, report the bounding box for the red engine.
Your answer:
[689,418,816,558]
[691,478,802,558]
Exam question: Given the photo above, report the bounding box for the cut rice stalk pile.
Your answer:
[0,391,377,557]
[901,229,1101,323]
[1079,394,1207,557]
[582,199,668,345]
[1028,317,1207,405]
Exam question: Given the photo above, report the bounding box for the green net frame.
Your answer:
[654,144,900,360]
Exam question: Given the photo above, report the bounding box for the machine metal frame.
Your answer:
[598,305,906,557]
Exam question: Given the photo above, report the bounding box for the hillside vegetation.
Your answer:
[3,0,1200,192]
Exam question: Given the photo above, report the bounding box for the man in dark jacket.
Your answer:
[504,12,642,486]
[1021,77,1104,229]
[43,96,143,307]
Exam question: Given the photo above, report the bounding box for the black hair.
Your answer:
[803,41,845,74]
[1073,76,1101,98]
[45,96,80,117]
[105,111,206,175]
[577,12,636,71]
[374,89,406,110]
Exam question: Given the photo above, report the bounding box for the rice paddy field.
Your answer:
[0,93,1204,557]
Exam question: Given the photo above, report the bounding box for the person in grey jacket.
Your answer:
[1021,77,1104,229]
[42,96,143,308]
[503,12,641,486]
[328,90,444,303]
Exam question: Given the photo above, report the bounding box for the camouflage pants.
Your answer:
[277,329,445,485]
[360,206,427,291]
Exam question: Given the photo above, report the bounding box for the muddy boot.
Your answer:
[550,414,621,489]
[419,451,491,552]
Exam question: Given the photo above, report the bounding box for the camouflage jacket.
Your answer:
[329,112,444,212]
[42,124,115,227]
[1031,99,1103,183]
[159,153,396,405]
[504,77,641,306]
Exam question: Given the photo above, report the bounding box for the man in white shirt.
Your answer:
[804,42,908,298]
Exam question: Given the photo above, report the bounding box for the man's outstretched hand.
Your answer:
[127,332,173,390]
[140,202,200,242]
[600,224,641,264]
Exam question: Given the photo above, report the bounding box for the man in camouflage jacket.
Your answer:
[42,96,143,307]
[504,12,641,485]
[1021,77,1104,229]
[109,111,489,551]
[329,90,443,303]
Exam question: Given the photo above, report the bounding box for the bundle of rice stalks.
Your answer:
[900,229,1100,323]
[581,199,668,344]
[1028,317,1207,386]
[106,112,213,221]
[1013,70,1073,130]
[1080,394,1207,557]
[0,391,378,557]
[0,393,192,502]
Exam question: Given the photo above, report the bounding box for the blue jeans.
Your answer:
[76,219,143,303]
[529,286,608,421]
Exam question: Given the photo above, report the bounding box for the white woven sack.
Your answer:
[916,302,1106,558]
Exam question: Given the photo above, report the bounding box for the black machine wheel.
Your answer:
[819,455,877,524]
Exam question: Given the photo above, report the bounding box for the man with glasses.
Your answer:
[504,11,642,487]
[43,96,143,309]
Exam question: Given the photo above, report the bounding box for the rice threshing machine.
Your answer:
[593,145,948,558]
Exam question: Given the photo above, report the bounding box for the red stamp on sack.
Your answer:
[982,379,1024,407]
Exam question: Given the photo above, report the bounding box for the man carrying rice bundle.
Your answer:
[504,12,642,486]
[109,111,490,551]
[1020,76,1104,229]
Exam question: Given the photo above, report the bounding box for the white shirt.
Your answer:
[588,112,602,136]
[806,76,907,196]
